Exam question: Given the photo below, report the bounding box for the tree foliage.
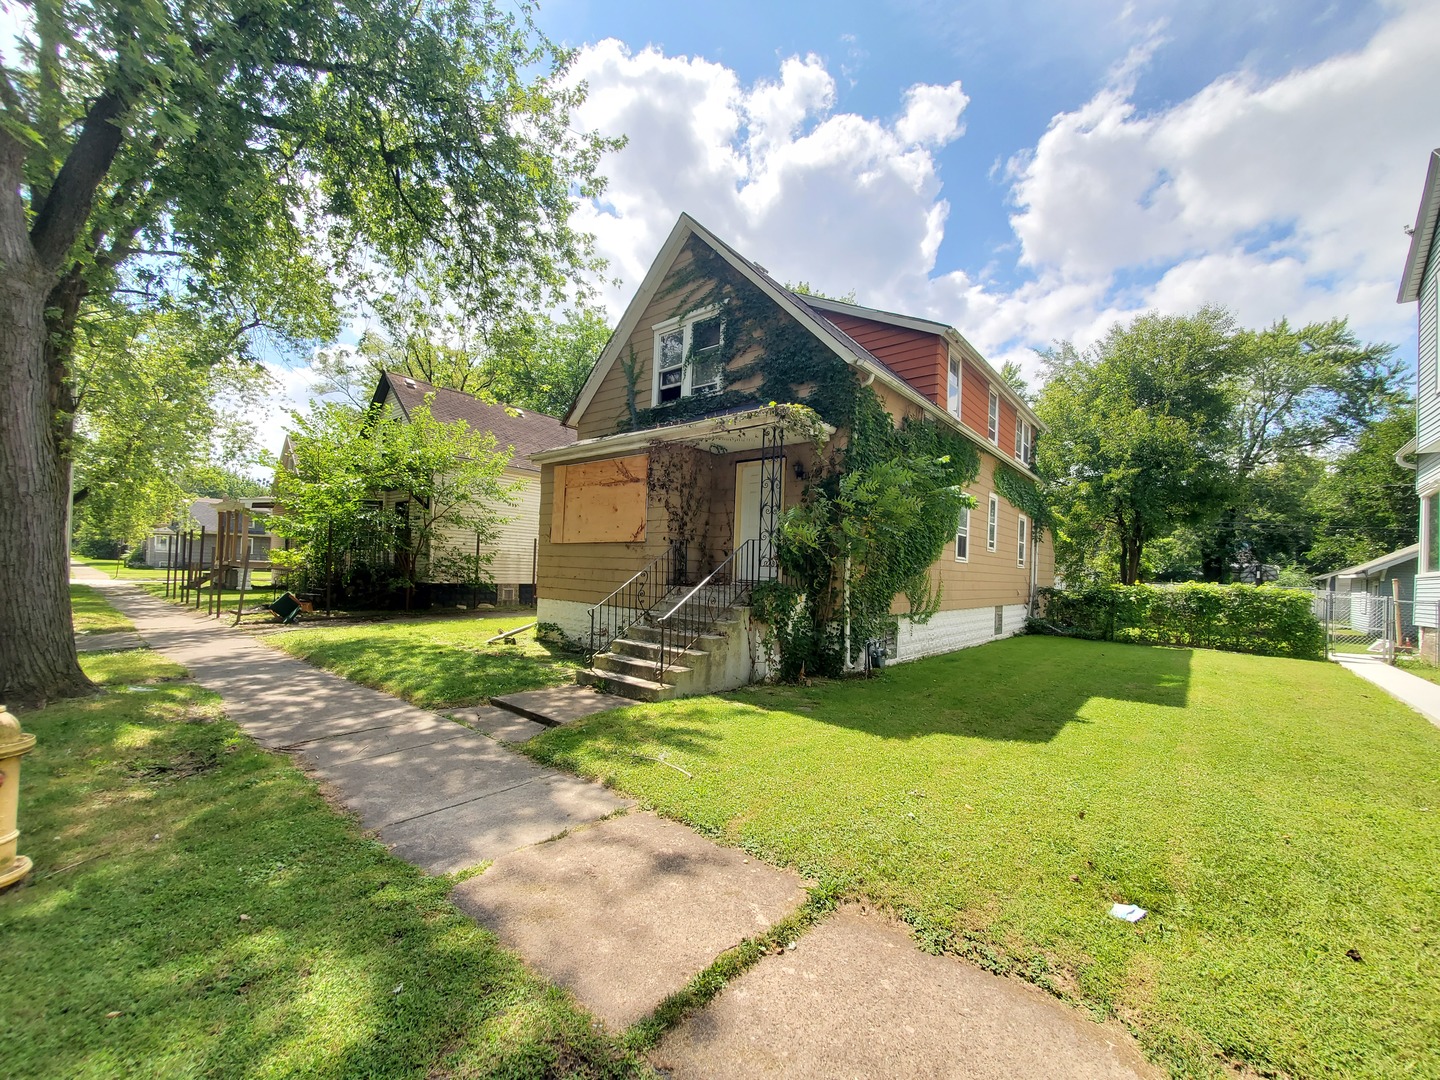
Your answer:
[270,398,516,605]
[0,0,613,702]
[1306,405,1418,570]
[1036,308,1237,584]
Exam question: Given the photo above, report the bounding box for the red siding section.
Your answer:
[999,397,1017,457]
[961,359,990,435]
[826,313,947,407]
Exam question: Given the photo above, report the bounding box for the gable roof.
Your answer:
[372,372,575,473]
[565,213,1041,438]
[1399,148,1440,304]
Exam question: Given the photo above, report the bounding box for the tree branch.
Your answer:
[30,87,128,271]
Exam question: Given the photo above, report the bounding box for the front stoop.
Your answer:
[578,608,749,703]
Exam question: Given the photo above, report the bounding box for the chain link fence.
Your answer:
[1312,591,1432,661]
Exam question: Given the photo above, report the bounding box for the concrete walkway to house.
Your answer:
[70,565,1159,1079]
[1333,653,1440,729]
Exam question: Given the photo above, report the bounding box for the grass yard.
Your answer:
[3,649,642,1080]
[527,636,1440,1079]
[267,615,580,708]
[70,583,136,635]
[1395,657,1440,686]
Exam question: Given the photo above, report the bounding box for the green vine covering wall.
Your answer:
[630,236,1045,679]
[993,462,1050,540]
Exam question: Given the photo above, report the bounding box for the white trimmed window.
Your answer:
[1014,418,1034,466]
[947,355,961,419]
[1425,490,1440,574]
[987,493,998,551]
[955,503,970,562]
[987,388,1000,443]
[1017,513,1028,567]
[653,310,723,404]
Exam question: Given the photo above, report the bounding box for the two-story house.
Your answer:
[1401,148,1440,661]
[532,213,1053,698]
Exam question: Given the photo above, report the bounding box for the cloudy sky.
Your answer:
[32,0,1434,457]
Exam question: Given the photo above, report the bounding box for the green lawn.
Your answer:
[1395,658,1440,686]
[3,650,642,1079]
[267,615,579,708]
[527,636,1440,1079]
[70,583,136,635]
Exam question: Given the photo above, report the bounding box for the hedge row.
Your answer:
[1032,583,1326,660]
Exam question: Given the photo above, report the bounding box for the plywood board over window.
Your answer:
[551,454,649,543]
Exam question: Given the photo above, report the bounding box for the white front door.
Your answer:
[734,460,781,580]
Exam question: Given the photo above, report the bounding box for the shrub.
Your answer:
[1034,583,1325,660]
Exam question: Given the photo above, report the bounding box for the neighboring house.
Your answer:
[1315,544,1419,643]
[1400,148,1440,661]
[533,212,1054,698]
[369,371,575,604]
[140,496,283,569]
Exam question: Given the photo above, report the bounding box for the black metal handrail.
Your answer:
[654,539,762,679]
[587,546,679,661]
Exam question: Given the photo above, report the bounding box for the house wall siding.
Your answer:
[428,469,540,585]
[824,312,947,405]
[1414,211,1440,619]
[574,248,714,440]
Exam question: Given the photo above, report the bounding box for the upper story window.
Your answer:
[654,310,723,404]
[1014,418,1034,467]
[987,388,1000,443]
[947,355,961,419]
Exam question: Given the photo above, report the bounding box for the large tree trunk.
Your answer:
[0,269,93,707]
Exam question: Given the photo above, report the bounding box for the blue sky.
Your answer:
[496,0,1436,393]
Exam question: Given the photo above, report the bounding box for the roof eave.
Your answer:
[1399,149,1440,304]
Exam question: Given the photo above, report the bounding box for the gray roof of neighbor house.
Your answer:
[373,372,576,472]
[1399,148,1440,304]
[1316,543,1421,583]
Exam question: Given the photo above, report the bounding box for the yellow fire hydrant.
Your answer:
[0,704,36,889]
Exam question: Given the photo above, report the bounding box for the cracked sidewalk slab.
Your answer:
[652,905,1160,1080]
[451,810,809,1031]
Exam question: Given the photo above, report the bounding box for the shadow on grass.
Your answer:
[734,636,1194,743]
[4,674,638,1080]
[275,636,582,709]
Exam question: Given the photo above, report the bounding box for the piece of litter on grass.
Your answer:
[392,984,404,995]
[1109,903,1147,923]
[786,942,797,951]
[124,686,157,693]
[239,914,251,922]
[105,1011,122,1019]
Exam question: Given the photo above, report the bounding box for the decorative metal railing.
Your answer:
[653,539,761,679]
[587,546,679,661]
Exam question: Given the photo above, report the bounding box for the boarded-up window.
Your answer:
[551,454,648,543]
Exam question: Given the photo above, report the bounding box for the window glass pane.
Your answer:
[988,391,999,442]
[987,496,998,548]
[948,358,961,417]
[691,316,723,390]
[1015,420,1023,457]
[955,505,969,560]
[1018,515,1028,566]
[658,329,683,371]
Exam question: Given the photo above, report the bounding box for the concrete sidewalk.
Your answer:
[74,566,1159,1077]
[71,567,629,873]
[1333,653,1440,729]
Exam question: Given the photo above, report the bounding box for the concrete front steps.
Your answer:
[576,609,750,703]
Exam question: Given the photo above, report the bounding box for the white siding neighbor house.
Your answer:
[1399,148,1440,660]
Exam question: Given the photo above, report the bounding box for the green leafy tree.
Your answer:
[0,0,612,704]
[1036,308,1237,584]
[1201,318,1401,577]
[1306,405,1418,570]
[270,397,516,607]
[68,304,271,553]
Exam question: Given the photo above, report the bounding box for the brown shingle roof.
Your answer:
[374,373,575,473]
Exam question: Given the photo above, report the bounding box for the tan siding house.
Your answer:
[373,372,574,603]
[535,213,1052,684]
